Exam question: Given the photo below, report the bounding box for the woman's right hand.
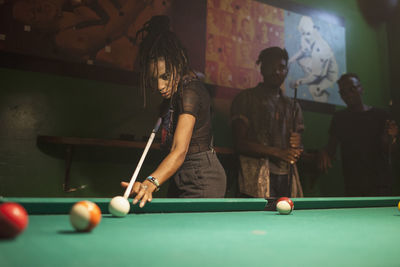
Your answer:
[121,181,142,196]
[121,180,157,208]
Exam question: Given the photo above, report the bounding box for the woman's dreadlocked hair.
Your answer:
[136,15,190,106]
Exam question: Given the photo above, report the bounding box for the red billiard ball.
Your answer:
[0,202,29,238]
[69,201,101,232]
[276,197,294,215]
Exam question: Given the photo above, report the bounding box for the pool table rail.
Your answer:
[0,197,268,214]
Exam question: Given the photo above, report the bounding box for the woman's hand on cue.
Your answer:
[120,180,157,208]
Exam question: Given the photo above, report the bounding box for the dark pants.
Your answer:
[269,173,290,198]
[167,150,227,198]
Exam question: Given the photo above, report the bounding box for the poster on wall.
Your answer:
[204,0,346,106]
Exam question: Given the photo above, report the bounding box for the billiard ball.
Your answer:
[109,196,130,217]
[276,197,294,215]
[398,201,400,211]
[69,201,101,232]
[0,202,29,238]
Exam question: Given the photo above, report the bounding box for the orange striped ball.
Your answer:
[69,201,101,232]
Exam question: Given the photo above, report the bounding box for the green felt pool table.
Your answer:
[1,197,400,267]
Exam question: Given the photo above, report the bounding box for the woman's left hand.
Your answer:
[120,180,157,208]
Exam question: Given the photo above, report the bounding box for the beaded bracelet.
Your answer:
[146,176,160,192]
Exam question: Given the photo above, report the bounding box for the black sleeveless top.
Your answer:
[160,78,212,154]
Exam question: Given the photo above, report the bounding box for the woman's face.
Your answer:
[149,58,178,99]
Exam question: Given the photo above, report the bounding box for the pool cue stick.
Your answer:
[288,85,298,196]
[123,117,162,199]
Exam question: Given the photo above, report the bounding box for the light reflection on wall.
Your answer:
[0,93,46,139]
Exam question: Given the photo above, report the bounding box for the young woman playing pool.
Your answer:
[121,16,227,207]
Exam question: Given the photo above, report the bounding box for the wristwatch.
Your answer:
[146,176,160,192]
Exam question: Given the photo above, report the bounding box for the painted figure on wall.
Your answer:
[2,0,172,71]
[288,16,339,102]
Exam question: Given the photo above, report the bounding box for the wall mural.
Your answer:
[205,0,284,98]
[285,12,345,106]
[0,0,345,106]
[0,0,172,72]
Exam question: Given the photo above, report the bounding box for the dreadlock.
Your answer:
[136,15,190,106]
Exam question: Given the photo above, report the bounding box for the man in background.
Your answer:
[318,73,398,196]
[231,47,304,199]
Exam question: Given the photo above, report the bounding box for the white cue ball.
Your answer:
[108,196,130,217]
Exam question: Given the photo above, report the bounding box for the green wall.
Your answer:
[0,68,164,197]
[0,0,397,198]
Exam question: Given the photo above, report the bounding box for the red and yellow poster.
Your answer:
[205,0,284,98]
